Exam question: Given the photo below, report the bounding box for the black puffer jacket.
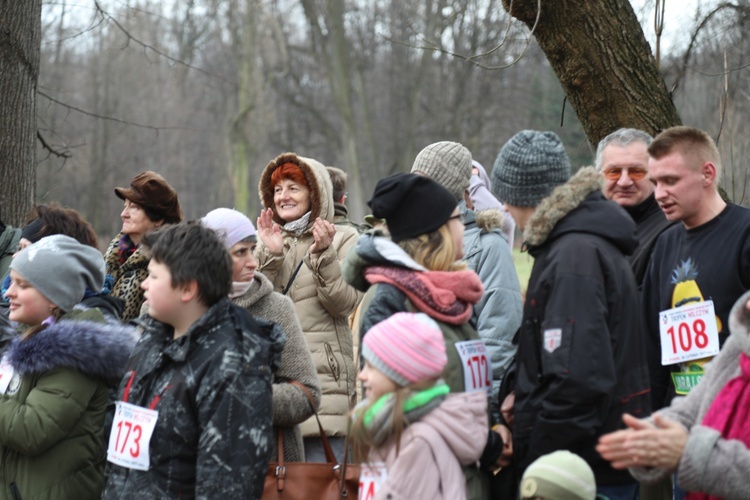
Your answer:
[102,298,285,500]
[513,167,651,486]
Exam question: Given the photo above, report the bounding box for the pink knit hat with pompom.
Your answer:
[362,312,447,387]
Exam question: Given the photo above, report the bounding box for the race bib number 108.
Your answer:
[659,300,720,366]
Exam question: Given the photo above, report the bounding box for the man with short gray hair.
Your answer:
[596,128,674,286]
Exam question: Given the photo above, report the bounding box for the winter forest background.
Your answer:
[12,0,750,244]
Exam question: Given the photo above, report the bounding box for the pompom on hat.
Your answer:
[491,130,571,207]
[10,235,105,313]
[367,173,457,243]
[202,208,257,250]
[362,312,447,387]
[410,141,473,201]
[520,450,597,500]
[115,171,183,224]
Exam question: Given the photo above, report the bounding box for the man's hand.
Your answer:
[501,391,515,428]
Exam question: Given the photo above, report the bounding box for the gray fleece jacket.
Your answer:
[631,289,750,498]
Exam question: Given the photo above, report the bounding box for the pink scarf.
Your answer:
[364,266,484,325]
[685,353,750,500]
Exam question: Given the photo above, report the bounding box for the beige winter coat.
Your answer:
[256,153,363,437]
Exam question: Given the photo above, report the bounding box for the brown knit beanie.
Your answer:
[411,141,473,201]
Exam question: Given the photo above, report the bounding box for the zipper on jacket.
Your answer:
[324,342,341,383]
[9,482,22,500]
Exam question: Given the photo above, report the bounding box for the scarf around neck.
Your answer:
[354,383,449,449]
[364,265,484,324]
[117,233,138,265]
[685,353,750,500]
[282,211,312,237]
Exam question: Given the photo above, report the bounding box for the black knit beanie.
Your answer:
[368,173,457,242]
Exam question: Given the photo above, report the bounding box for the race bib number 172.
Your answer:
[455,339,492,396]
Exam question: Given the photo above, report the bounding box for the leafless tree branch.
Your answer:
[93,0,236,88]
[37,89,205,132]
[36,130,72,158]
[382,0,541,71]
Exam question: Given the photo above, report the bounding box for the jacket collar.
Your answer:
[524,167,601,247]
[6,308,138,381]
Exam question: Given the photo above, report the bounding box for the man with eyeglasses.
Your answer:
[596,128,675,287]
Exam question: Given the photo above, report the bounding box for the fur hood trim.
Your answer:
[524,167,601,246]
[474,209,505,233]
[258,152,334,231]
[7,318,139,382]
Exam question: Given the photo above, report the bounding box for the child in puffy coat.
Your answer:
[350,312,488,500]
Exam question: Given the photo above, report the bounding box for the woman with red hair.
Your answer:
[256,153,362,462]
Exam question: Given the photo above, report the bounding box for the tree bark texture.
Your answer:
[501,0,682,145]
[0,0,41,225]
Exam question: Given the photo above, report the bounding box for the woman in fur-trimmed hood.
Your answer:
[491,130,650,496]
[255,152,363,461]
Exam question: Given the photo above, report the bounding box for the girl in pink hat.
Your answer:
[351,312,488,500]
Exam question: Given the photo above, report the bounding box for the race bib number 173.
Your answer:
[107,401,158,471]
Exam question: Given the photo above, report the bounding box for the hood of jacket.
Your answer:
[0,225,21,255]
[464,208,504,234]
[342,233,426,292]
[258,152,335,232]
[417,391,488,465]
[525,166,637,255]
[5,308,139,382]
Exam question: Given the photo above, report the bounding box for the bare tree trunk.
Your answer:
[501,0,681,144]
[0,0,42,225]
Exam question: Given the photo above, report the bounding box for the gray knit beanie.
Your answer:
[411,141,473,201]
[491,130,571,207]
[11,235,105,312]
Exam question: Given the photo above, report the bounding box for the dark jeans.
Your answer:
[598,483,640,500]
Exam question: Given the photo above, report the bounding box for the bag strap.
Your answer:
[282,260,304,295]
[338,418,354,497]
[289,381,338,464]
[273,428,287,491]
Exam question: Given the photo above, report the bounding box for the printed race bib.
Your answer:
[659,300,720,366]
[0,356,15,394]
[358,462,387,500]
[455,339,492,396]
[107,401,158,471]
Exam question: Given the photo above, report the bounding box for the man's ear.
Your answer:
[180,280,199,303]
[464,190,474,210]
[701,162,717,185]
